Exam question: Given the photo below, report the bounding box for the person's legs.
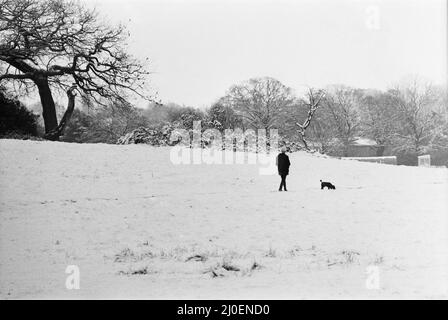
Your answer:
[279,174,287,191]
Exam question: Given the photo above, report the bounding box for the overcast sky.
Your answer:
[91,0,447,108]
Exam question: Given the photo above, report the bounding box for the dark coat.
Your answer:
[276,153,290,175]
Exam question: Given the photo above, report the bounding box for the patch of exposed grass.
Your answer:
[341,250,360,264]
[265,246,277,258]
[118,266,156,276]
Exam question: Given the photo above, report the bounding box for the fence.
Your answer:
[343,156,397,165]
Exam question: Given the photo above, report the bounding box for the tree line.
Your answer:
[2,75,446,158]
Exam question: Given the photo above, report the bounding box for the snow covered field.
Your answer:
[0,139,447,299]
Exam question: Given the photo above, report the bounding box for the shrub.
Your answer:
[61,109,93,143]
[0,89,39,137]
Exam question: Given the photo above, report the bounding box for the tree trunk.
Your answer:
[35,77,59,140]
[343,139,350,157]
[43,85,77,141]
[414,137,421,155]
[298,129,309,150]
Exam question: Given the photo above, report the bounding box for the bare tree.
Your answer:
[359,90,398,156]
[295,88,325,150]
[87,100,149,144]
[389,77,441,154]
[323,85,362,156]
[206,99,243,131]
[308,117,335,154]
[0,0,150,140]
[224,77,295,131]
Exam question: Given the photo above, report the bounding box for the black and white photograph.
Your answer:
[0,0,447,302]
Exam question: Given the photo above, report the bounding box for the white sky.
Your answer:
[90,0,447,108]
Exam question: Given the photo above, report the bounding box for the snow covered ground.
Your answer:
[0,139,447,299]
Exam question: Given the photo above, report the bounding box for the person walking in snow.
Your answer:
[276,146,290,191]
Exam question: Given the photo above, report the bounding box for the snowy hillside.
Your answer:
[0,139,447,299]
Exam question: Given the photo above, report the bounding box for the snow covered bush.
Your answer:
[117,124,179,146]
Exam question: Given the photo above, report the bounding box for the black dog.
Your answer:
[320,180,336,190]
